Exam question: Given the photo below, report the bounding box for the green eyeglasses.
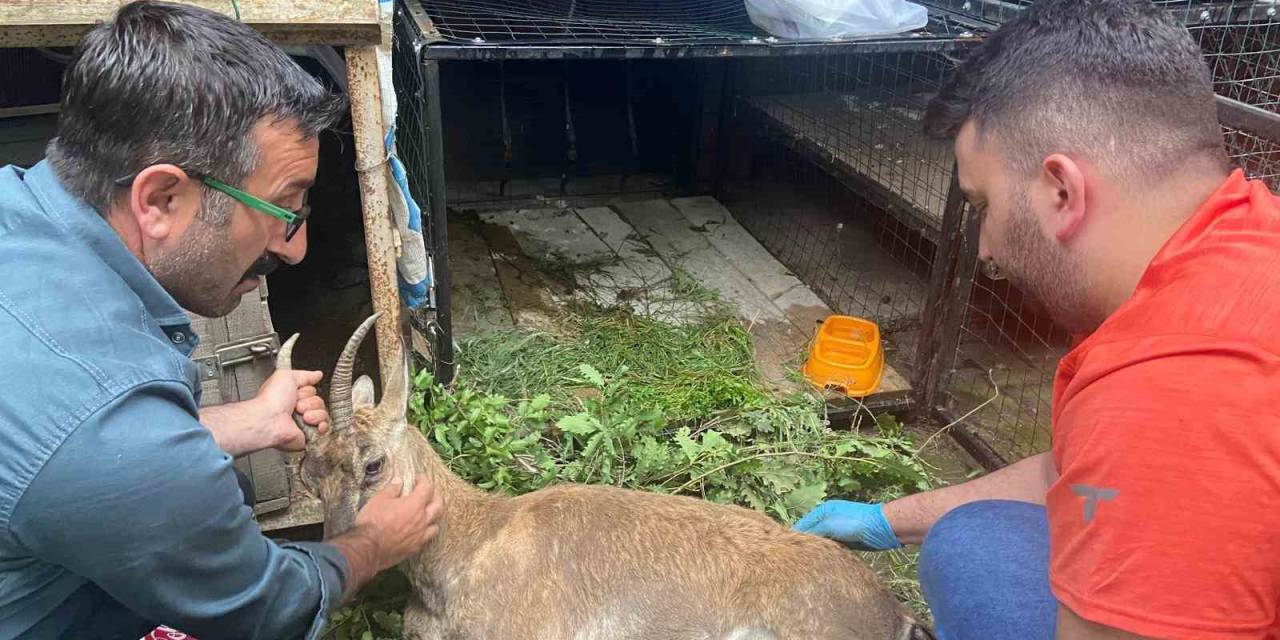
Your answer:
[114,172,311,242]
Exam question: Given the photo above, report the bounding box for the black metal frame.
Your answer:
[396,0,983,391]
[393,0,1280,472]
[921,0,1280,27]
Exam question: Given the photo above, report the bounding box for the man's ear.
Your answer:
[1037,154,1088,242]
[127,164,202,242]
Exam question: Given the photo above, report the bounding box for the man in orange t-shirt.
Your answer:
[793,1,1280,638]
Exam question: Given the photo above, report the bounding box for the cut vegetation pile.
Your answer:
[324,298,936,639]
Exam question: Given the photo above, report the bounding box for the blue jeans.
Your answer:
[919,500,1058,640]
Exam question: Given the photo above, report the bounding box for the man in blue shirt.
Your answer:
[0,2,443,638]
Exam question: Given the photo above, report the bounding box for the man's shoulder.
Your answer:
[0,174,200,528]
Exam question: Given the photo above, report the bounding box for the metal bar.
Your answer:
[1217,93,1280,140]
[423,59,456,386]
[400,0,444,44]
[711,59,735,199]
[934,192,984,403]
[562,61,578,195]
[916,0,1022,27]
[913,165,968,410]
[0,102,59,119]
[625,61,639,162]
[933,407,1008,471]
[499,61,513,197]
[741,102,943,242]
[419,38,979,61]
[919,0,1280,27]
[346,45,407,390]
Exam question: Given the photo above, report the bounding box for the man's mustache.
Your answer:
[241,253,281,280]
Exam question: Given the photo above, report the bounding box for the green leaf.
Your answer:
[577,363,606,388]
[758,462,802,493]
[361,631,374,640]
[557,413,600,436]
[529,394,552,412]
[784,480,828,514]
[700,430,730,452]
[674,427,701,462]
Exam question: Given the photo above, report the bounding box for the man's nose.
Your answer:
[269,222,308,266]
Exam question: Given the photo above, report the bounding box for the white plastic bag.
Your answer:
[745,0,929,39]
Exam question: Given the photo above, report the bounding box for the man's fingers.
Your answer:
[276,434,306,452]
[409,475,434,502]
[297,386,318,400]
[424,488,444,523]
[290,369,324,387]
[421,524,439,545]
[379,480,404,500]
[302,409,329,426]
[297,395,325,414]
[792,503,827,534]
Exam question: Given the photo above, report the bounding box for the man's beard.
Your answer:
[148,202,280,318]
[1000,191,1105,336]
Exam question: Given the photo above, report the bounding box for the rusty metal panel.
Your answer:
[0,0,381,48]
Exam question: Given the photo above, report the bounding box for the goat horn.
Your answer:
[329,313,381,431]
[276,333,320,444]
[276,333,299,370]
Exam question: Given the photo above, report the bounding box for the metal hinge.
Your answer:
[427,254,438,309]
[195,334,281,381]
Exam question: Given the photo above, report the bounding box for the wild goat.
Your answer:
[279,315,933,640]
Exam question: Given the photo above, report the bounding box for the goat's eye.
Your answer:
[364,457,384,478]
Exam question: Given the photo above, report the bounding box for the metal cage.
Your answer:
[393,0,1280,473]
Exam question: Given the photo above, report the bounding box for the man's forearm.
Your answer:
[328,527,383,602]
[885,451,1057,545]
[199,401,268,457]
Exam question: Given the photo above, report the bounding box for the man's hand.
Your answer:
[253,368,330,452]
[356,478,444,570]
[198,368,329,456]
[329,475,444,600]
[793,500,902,551]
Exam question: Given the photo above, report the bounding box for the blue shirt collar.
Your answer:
[22,160,194,331]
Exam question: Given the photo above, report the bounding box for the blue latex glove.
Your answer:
[792,500,901,551]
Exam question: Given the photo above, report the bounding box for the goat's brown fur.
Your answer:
[296,320,926,640]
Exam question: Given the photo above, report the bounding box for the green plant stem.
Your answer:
[671,452,879,494]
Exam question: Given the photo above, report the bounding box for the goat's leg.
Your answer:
[402,601,446,640]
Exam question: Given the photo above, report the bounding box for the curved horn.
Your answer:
[276,333,299,370]
[329,313,381,431]
[277,333,320,444]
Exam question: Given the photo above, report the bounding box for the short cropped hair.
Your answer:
[924,0,1227,180]
[47,0,347,216]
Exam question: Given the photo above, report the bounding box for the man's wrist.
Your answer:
[198,398,279,457]
[329,525,383,602]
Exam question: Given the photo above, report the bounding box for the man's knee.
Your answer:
[918,500,1056,640]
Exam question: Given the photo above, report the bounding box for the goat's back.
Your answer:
[437,483,916,640]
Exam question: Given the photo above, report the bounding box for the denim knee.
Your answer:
[918,500,1056,640]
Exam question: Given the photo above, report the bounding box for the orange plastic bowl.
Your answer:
[801,315,884,398]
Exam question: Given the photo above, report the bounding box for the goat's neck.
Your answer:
[403,428,509,570]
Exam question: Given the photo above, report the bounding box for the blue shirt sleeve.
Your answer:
[7,381,347,639]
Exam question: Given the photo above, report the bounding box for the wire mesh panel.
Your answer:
[918,1,1280,467]
[937,254,1071,463]
[417,0,759,44]
[413,0,979,50]
[720,51,959,396]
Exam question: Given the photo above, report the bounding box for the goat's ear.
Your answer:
[353,375,376,410]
